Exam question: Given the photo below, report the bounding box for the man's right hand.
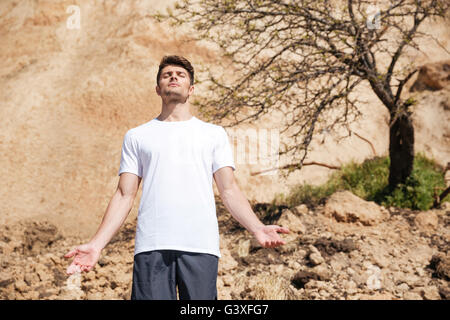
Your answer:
[64,243,102,275]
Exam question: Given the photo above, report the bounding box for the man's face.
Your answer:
[156,65,194,103]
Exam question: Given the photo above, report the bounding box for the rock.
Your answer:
[45,253,61,266]
[329,253,350,272]
[313,237,357,257]
[297,249,308,259]
[307,245,325,266]
[253,274,298,300]
[237,239,251,258]
[311,265,332,281]
[392,271,422,288]
[309,252,325,266]
[308,245,321,255]
[319,289,330,298]
[277,209,306,234]
[343,280,358,294]
[362,261,374,270]
[277,238,298,254]
[396,283,410,291]
[403,292,423,300]
[440,201,450,211]
[428,253,450,281]
[422,286,441,300]
[58,287,85,300]
[102,287,119,300]
[114,272,131,287]
[36,264,53,283]
[410,59,450,92]
[303,280,319,290]
[347,267,356,276]
[14,280,29,293]
[84,271,96,281]
[52,267,67,287]
[291,270,320,289]
[372,252,391,269]
[438,284,450,300]
[39,288,59,299]
[307,290,321,300]
[96,277,108,288]
[86,291,103,300]
[293,204,309,215]
[24,272,39,286]
[2,240,22,255]
[358,292,395,300]
[287,260,302,270]
[23,221,62,255]
[218,246,238,275]
[22,291,40,300]
[324,191,390,226]
[221,275,234,287]
[414,211,439,234]
[0,272,14,289]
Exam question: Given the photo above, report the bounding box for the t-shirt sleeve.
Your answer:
[212,127,236,174]
[118,130,143,178]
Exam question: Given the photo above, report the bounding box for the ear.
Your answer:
[188,85,194,96]
[156,85,161,96]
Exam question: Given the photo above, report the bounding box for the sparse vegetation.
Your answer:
[276,154,449,211]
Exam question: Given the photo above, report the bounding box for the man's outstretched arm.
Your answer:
[213,166,289,248]
[64,172,141,274]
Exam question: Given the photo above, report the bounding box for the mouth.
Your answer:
[168,83,180,87]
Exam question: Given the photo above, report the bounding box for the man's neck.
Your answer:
[157,101,193,122]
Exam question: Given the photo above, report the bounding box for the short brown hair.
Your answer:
[157,55,194,86]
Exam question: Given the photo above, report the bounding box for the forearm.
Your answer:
[220,182,265,235]
[89,191,134,251]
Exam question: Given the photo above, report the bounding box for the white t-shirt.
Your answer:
[118,116,235,258]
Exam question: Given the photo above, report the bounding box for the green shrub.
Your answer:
[281,154,448,210]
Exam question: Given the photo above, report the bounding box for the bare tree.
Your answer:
[155,0,449,189]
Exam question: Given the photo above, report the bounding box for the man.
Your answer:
[64,55,290,300]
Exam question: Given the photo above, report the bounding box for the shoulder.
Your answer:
[124,120,154,139]
[194,117,227,136]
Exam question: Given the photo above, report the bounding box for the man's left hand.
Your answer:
[253,225,290,248]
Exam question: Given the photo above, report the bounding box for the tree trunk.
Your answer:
[388,110,415,189]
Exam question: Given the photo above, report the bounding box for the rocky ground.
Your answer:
[0,192,448,300]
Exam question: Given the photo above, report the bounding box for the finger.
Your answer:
[66,264,74,275]
[268,238,284,247]
[64,249,77,258]
[82,265,91,272]
[276,226,290,234]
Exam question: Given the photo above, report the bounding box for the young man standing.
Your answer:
[64,55,290,300]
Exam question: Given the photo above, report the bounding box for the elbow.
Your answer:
[116,187,137,205]
[219,181,239,203]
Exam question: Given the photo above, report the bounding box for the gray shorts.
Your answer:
[131,250,219,300]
